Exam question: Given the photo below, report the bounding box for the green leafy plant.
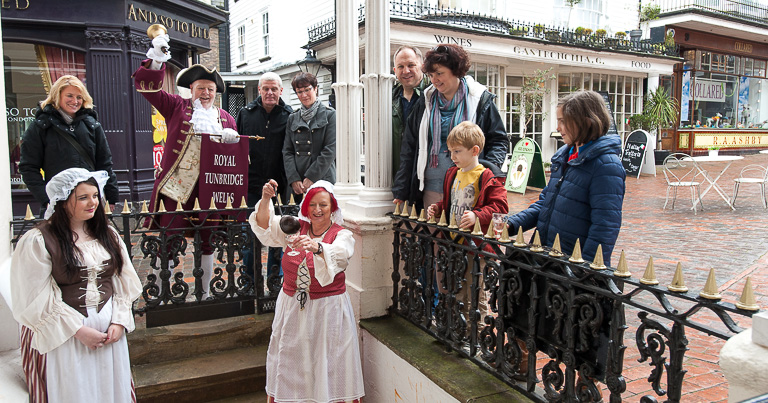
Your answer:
[520,68,556,137]
[615,31,627,39]
[583,28,593,36]
[595,29,607,38]
[640,3,661,22]
[628,113,653,131]
[708,146,720,151]
[644,87,679,149]
[533,24,546,35]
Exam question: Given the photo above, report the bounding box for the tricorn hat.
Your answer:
[176,64,225,93]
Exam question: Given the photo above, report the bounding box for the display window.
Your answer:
[4,42,86,189]
[679,50,768,129]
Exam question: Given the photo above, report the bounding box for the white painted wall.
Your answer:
[361,330,459,403]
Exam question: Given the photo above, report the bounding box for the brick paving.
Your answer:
[508,152,768,402]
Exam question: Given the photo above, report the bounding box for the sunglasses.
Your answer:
[431,45,449,53]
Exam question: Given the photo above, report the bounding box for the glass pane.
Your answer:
[4,42,87,189]
[738,77,768,129]
[692,74,739,129]
[609,75,617,93]
[571,73,582,91]
[583,73,591,91]
[475,63,488,86]
[558,73,570,93]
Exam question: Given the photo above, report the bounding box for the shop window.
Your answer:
[4,42,86,189]
[237,25,246,63]
[262,12,270,57]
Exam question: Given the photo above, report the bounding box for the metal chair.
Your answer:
[662,153,706,214]
[731,164,768,208]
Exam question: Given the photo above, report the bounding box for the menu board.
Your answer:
[621,130,649,178]
[597,91,619,136]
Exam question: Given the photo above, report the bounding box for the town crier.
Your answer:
[134,29,248,298]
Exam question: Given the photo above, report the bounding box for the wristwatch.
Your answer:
[316,243,323,255]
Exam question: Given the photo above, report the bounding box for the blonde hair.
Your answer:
[41,75,94,110]
[447,121,485,150]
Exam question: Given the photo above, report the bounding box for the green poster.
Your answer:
[505,138,546,194]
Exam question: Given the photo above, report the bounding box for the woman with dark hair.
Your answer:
[283,72,337,200]
[392,43,508,210]
[19,75,119,210]
[505,90,625,265]
[11,168,142,402]
[250,179,364,402]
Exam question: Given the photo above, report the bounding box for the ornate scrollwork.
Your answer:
[85,30,126,46]
[636,311,688,401]
[542,358,566,402]
[573,293,604,353]
[545,283,568,345]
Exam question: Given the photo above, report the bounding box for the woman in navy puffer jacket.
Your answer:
[506,90,625,266]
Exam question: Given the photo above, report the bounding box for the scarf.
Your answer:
[57,108,74,125]
[190,98,222,134]
[428,77,469,168]
[301,100,321,123]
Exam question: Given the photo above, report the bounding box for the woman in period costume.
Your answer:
[250,179,364,403]
[11,168,142,402]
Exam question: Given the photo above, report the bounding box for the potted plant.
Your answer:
[644,87,679,164]
[708,146,720,157]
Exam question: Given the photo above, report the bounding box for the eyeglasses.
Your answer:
[431,45,449,53]
[295,86,314,96]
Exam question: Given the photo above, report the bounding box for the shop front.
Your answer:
[668,27,768,154]
[2,0,225,216]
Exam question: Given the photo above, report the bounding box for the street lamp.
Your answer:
[297,49,323,77]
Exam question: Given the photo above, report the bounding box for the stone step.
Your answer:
[128,313,273,366]
[132,345,268,403]
[205,390,269,403]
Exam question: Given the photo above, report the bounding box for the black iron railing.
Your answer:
[390,213,758,402]
[10,201,297,326]
[657,0,768,26]
[307,0,679,57]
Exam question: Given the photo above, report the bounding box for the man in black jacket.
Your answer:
[237,72,293,283]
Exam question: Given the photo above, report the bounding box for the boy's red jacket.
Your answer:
[434,166,508,236]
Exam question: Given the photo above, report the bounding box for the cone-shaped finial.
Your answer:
[400,201,410,217]
[438,210,447,227]
[499,227,511,243]
[530,230,544,252]
[240,196,248,209]
[157,199,167,213]
[667,262,688,292]
[409,204,418,219]
[209,197,217,210]
[513,227,527,247]
[640,256,659,285]
[393,202,401,216]
[103,201,112,215]
[193,198,201,211]
[140,200,149,214]
[484,220,496,239]
[613,250,631,278]
[549,233,564,257]
[121,199,131,214]
[225,197,233,210]
[471,220,483,236]
[590,245,607,270]
[289,193,296,205]
[699,268,722,300]
[175,200,184,212]
[736,277,759,311]
[569,238,585,263]
[277,194,283,207]
[418,209,427,222]
[427,211,437,224]
[448,213,459,229]
[24,205,35,220]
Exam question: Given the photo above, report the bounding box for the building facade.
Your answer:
[2,0,226,216]
[648,0,768,153]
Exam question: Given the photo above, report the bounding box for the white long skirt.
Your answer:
[267,290,364,402]
[46,299,134,403]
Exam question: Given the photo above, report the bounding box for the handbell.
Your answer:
[147,24,168,40]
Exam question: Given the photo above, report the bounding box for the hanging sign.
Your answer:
[505,138,546,194]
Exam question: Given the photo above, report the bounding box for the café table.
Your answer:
[683,155,744,210]
[760,150,768,154]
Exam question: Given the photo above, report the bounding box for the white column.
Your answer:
[647,73,660,94]
[720,312,768,402]
[346,0,396,217]
[332,0,365,203]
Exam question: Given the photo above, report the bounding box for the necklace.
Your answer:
[310,222,333,238]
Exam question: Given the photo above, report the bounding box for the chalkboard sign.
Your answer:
[597,91,619,136]
[621,130,649,177]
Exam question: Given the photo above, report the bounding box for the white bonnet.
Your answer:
[298,180,343,225]
[44,168,109,219]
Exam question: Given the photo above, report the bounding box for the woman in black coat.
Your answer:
[19,75,119,208]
